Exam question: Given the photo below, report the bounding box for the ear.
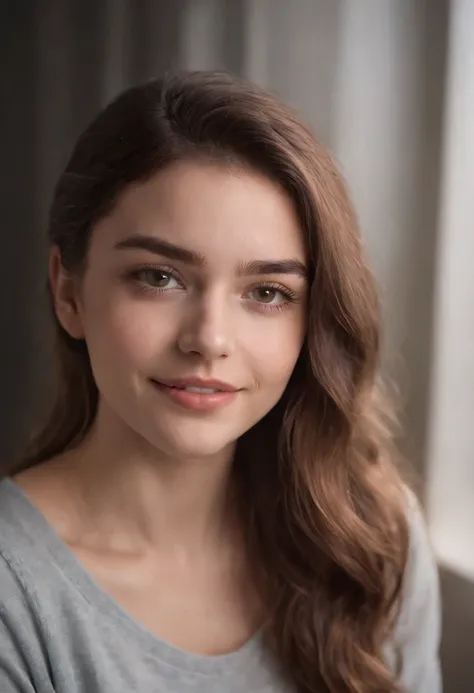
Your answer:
[49,247,85,339]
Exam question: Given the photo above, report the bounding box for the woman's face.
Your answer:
[55,161,308,459]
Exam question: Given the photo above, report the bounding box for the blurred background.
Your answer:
[1,1,473,690]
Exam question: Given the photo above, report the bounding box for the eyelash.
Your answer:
[126,265,299,312]
[248,283,298,312]
[127,265,184,293]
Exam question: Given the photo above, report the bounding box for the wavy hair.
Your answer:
[14,71,409,693]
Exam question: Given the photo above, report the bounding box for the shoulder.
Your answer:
[0,478,46,562]
[399,488,440,633]
[0,560,54,692]
[0,480,55,690]
[0,549,38,634]
[0,545,52,691]
[388,487,442,693]
[0,478,45,631]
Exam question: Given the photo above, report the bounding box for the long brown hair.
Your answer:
[14,71,409,692]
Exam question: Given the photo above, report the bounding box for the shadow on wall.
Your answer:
[440,566,474,693]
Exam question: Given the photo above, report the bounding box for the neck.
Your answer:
[51,403,238,554]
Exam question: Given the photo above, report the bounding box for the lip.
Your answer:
[154,377,238,392]
[150,377,240,412]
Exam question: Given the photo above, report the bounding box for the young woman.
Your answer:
[0,71,440,693]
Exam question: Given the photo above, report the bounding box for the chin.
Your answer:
[115,392,272,462]
[153,432,236,461]
[136,416,242,462]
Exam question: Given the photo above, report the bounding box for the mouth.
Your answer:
[167,385,222,394]
[150,377,240,411]
[153,377,238,393]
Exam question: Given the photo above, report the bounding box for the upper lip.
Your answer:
[153,377,239,392]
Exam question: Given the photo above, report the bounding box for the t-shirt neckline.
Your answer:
[0,477,264,677]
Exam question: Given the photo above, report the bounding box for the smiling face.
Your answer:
[52,161,308,460]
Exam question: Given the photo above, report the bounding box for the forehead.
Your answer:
[91,161,306,264]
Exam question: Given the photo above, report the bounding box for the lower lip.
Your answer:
[151,381,237,411]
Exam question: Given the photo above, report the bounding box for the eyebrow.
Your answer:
[237,259,307,279]
[114,234,308,279]
[114,234,205,266]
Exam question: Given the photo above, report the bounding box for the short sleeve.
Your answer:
[390,490,442,692]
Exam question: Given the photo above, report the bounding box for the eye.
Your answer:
[248,286,292,305]
[134,268,181,290]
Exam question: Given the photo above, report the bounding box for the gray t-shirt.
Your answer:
[0,479,441,692]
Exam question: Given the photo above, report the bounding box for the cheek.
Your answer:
[81,292,178,369]
[246,316,305,388]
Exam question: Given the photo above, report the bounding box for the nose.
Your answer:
[177,292,235,360]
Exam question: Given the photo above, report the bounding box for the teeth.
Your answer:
[183,386,219,394]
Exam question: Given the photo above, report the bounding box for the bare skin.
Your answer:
[15,162,307,655]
